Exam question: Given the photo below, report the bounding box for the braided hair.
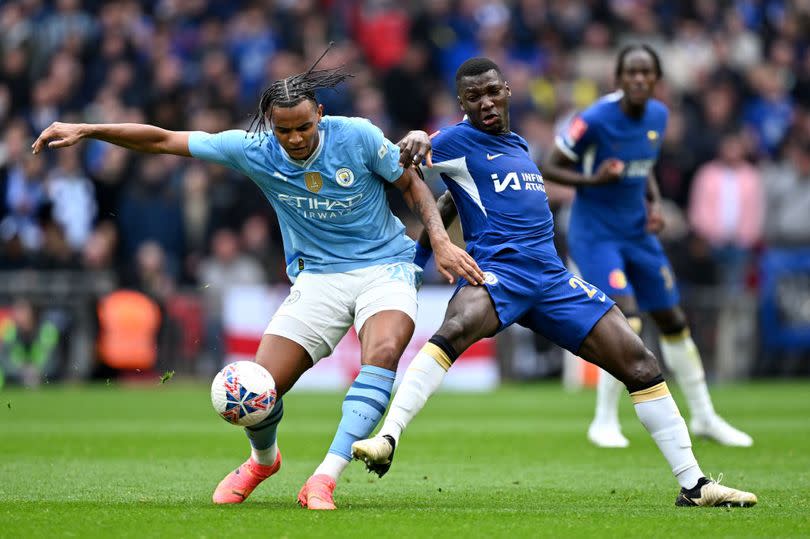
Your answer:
[248,43,352,135]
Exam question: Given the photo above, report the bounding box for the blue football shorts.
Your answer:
[568,233,680,312]
[456,246,615,354]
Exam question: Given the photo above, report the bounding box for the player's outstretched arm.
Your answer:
[394,169,483,285]
[32,122,191,157]
[543,147,624,186]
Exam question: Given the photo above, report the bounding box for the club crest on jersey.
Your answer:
[335,168,355,187]
[305,172,323,193]
[483,271,499,285]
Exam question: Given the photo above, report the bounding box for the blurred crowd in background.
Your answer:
[1,0,809,385]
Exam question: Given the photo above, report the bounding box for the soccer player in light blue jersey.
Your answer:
[32,58,483,510]
[352,57,756,507]
[542,45,752,449]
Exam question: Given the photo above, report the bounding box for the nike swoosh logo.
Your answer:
[486,153,504,160]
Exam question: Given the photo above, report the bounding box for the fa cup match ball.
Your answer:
[211,361,277,427]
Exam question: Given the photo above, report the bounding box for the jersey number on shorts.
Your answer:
[569,276,605,302]
[386,264,418,287]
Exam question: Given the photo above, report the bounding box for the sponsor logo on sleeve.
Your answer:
[567,117,588,143]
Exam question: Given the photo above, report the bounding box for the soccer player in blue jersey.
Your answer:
[32,60,483,510]
[352,57,756,507]
[542,45,752,449]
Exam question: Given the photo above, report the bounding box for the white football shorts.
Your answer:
[264,262,421,363]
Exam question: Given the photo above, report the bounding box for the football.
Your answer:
[211,361,277,427]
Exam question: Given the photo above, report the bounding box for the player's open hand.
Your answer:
[646,200,665,234]
[432,239,484,285]
[397,130,433,168]
[591,158,624,184]
[32,122,86,154]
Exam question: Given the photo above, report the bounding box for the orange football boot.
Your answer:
[212,451,282,504]
[297,474,337,510]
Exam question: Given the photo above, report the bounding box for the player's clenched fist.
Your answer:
[591,158,624,184]
[432,239,484,285]
[32,122,86,154]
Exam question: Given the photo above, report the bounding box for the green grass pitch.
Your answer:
[1,381,809,538]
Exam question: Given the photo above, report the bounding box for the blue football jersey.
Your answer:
[555,92,668,240]
[423,120,614,352]
[422,120,556,259]
[189,116,415,281]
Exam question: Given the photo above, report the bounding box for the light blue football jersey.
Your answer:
[188,116,415,281]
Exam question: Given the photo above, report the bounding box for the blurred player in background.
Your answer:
[353,57,756,507]
[542,45,752,449]
[33,52,482,511]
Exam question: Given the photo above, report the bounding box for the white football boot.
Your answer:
[690,415,753,447]
[351,434,396,477]
[587,421,630,448]
[675,475,757,507]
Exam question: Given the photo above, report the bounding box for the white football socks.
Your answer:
[591,316,641,429]
[313,452,350,480]
[631,382,703,489]
[659,329,716,423]
[379,344,450,444]
[251,442,278,466]
[592,369,625,427]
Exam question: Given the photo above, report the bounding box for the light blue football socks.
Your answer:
[329,365,395,460]
[310,365,396,480]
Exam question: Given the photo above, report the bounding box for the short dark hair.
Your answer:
[455,57,504,91]
[615,44,662,79]
[248,43,351,135]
